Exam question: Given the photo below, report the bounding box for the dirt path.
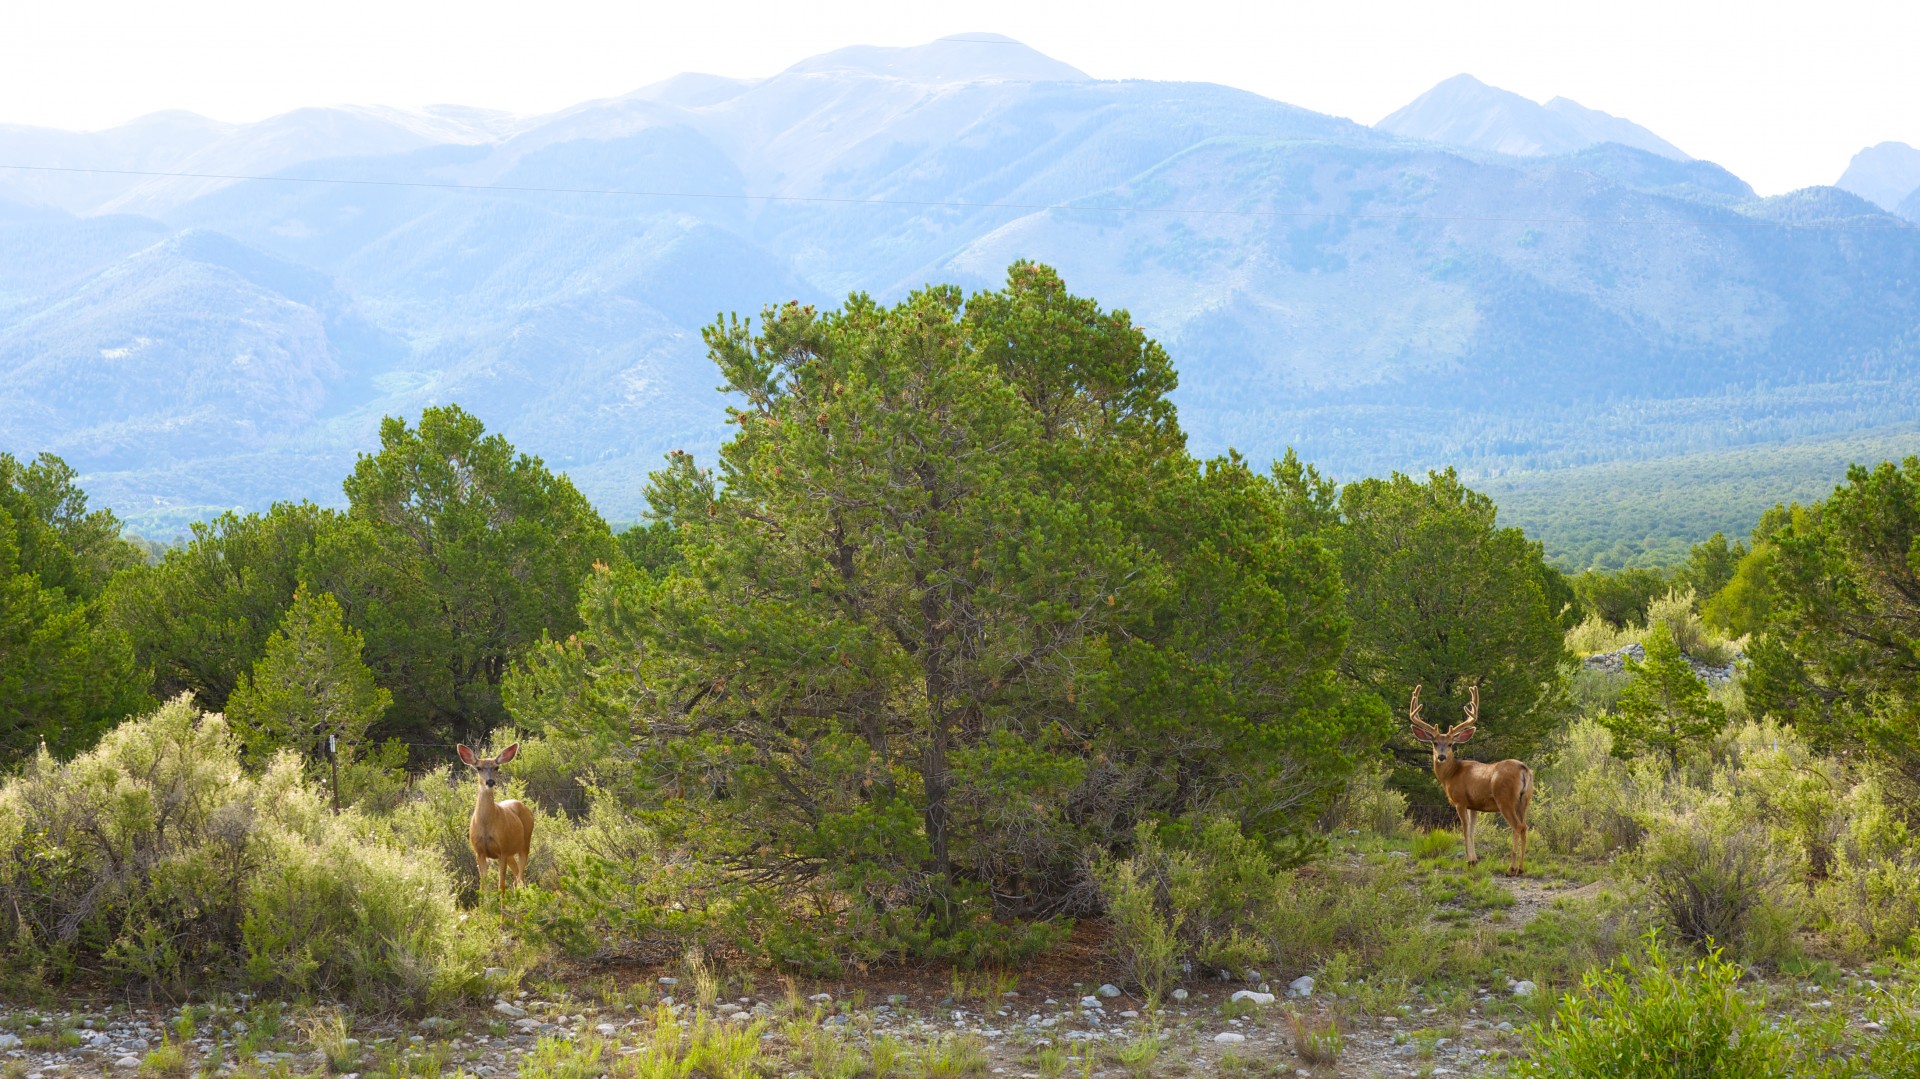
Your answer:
[1497,875,1604,929]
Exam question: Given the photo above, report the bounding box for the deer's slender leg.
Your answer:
[1459,806,1476,865]
[475,855,488,890]
[499,857,509,893]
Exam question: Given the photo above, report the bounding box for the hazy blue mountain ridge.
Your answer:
[1376,73,1691,161]
[1836,141,1920,213]
[1,40,1917,535]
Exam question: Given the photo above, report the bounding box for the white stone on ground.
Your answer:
[1213,1032,1246,1044]
[1230,990,1275,1005]
[1289,976,1315,997]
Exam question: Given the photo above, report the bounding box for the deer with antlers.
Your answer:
[457,742,535,893]
[1409,684,1533,875]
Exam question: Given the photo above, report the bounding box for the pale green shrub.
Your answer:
[512,791,714,961]
[1817,776,1920,957]
[1323,761,1409,837]
[378,766,488,900]
[1648,588,1735,665]
[1569,665,1631,715]
[242,809,490,1006]
[1096,855,1182,997]
[1093,817,1286,990]
[0,697,492,1005]
[1264,858,1426,974]
[1636,806,1802,967]
[1565,614,1640,657]
[1531,717,1646,858]
[1710,720,1845,878]
[336,739,411,814]
[496,734,610,818]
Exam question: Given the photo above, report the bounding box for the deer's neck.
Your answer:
[474,785,500,819]
[1434,757,1466,787]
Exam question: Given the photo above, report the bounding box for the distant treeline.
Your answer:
[1481,427,1920,571]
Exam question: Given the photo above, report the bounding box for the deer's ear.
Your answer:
[1450,727,1475,745]
[1411,726,1435,743]
[456,744,477,766]
[497,742,520,764]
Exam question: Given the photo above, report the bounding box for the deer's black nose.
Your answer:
[485,780,495,787]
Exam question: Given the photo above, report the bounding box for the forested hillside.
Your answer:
[1483,426,1920,569]
[2,36,1918,534]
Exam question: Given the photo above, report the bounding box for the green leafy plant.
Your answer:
[1513,933,1792,1078]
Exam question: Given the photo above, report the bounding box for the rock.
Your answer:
[595,1024,617,1037]
[1120,1011,1138,1019]
[0,1034,20,1049]
[886,995,909,1005]
[419,1018,454,1033]
[1510,981,1538,998]
[1497,1022,1515,1032]
[1288,976,1315,998]
[1213,1032,1246,1044]
[493,1002,526,1018]
[1864,1021,1884,1033]
[1171,989,1189,1002]
[809,993,833,1003]
[1080,996,1103,1008]
[658,977,678,986]
[1097,984,1122,998]
[126,1038,149,1052]
[115,1056,142,1069]
[824,1016,850,1027]
[514,1019,541,1034]
[484,967,510,980]
[1230,991,1275,1005]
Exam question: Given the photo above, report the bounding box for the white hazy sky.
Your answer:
[2,0,1915,196]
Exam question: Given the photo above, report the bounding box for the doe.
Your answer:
[457,742,534,893]
[1409,684,1532,875]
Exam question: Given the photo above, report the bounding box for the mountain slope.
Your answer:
[1836,141,1920,212]
[1,38,1917,535]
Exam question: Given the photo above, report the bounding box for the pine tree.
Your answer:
[227,585,391,765]
[1335,468,1570,772]
[507,263,1380,929]
[1602,622,1726,767]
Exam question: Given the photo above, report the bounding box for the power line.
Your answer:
[0,161,1913,232]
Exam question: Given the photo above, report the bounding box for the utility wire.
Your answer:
[0,161,1913,232]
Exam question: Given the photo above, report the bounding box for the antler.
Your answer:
[1409,684,1441,739]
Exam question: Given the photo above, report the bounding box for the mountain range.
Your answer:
[2,34,1918,535]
